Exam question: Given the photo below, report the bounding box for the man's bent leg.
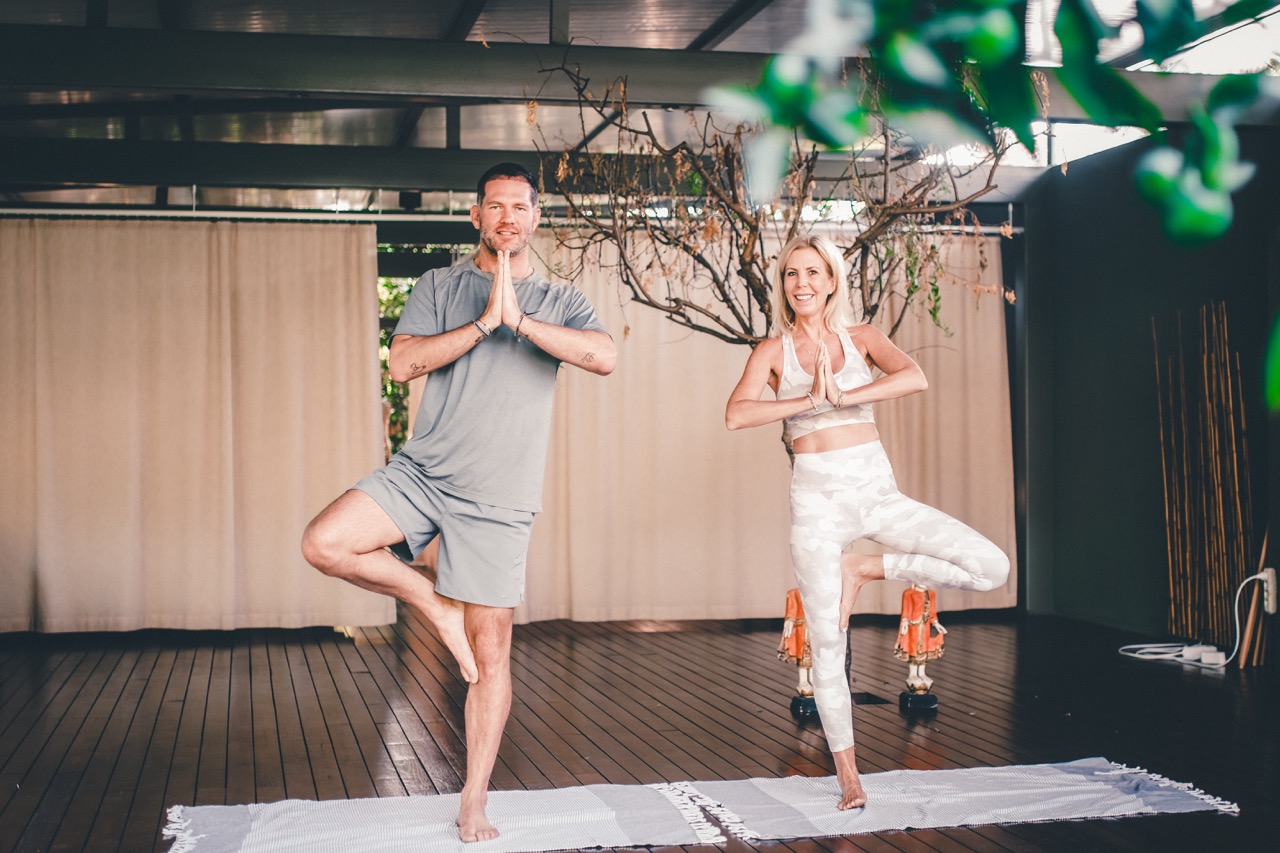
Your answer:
[457,603,514,843]
[301,489,478,683]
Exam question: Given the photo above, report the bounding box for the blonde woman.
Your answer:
[725,234,1008,809]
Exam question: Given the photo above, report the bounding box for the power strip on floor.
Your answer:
[1264,567,1277,615]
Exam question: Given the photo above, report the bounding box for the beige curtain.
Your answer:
[0,218,394,632]
[520,231,1017,622]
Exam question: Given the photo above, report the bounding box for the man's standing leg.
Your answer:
[457,603,514,843]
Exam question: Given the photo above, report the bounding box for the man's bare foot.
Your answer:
[839,553,885,630]
[458,787,498,843]
[833,746,868,810]
[419,589,479,683]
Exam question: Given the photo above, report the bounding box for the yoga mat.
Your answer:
[164,758,1236,852]
[689,758,1238,842]
[162,782,723,853]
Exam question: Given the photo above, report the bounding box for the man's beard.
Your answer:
[481,231,528,255]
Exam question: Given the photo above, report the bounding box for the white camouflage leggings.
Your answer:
[790,440,1009,753]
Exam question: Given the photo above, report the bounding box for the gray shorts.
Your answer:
[353,454,534,608]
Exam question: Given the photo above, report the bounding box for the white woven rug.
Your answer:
[688,757,1237,842]
[163,758,1236,852]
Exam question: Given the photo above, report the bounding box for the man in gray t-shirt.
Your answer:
[301,163,616,843]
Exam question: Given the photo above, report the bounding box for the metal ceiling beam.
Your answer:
[0,96,442,122]
[0,137,717,193]
[0,135,1047,203]
[0,138,539,191]
[686,0,779,51]
[0,24,768,108]
[0,23,1269,124]
[445,0,490,42]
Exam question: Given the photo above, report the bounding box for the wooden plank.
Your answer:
[0,649,118,849]
[224,643,256,806]
[248,632,286,804]
[122,645,196,853]
[48,646,159,852]
[313,638,411,796]
[282,637,348,799]
[159,646,214,812]
[267,634,327,801]
[81,646,178,853]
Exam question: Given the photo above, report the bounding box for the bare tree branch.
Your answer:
[533,63,1008,348]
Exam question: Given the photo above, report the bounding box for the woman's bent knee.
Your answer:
[977,549,1010,590]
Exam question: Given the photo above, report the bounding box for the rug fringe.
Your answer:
[161,805,207,853]
[649,781,728,844]
[1100,761,1241,815]
[654,781,759,841]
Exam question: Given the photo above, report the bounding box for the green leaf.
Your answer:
[1053,0,1165,133]
[1165,169,1234,241]
[1188,105,1257,192]
[704,85,773,123]
[743,128,792,206]
[804,90,867,148]
[1222,0,1280,27]
[1053,62,1165,134]
[1135,147,1184,201]
[1134,0,1201,64]
[1206,73,1263,118]
[972,61,1040,152]
[883,33,952,88]
[920,9,1020,64]
[965,8,1021,64]
[1267,317,1280,413]
[1055,0,1121,46]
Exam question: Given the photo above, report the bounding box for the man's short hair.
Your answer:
[476,162,539,205]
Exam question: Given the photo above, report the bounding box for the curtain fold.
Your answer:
[522,232,1017,622]
[0,219,393,632]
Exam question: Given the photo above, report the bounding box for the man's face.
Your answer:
[471,177,541,256]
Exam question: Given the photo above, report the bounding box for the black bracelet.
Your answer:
[473,319,491,337]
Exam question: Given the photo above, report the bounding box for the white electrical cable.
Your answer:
[1118,571,1270,669]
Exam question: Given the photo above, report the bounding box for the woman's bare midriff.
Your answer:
[792,422,880,454]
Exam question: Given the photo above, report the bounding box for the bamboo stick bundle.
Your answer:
[1154,304,1256,652]
[1240,530,1265,667]
[1153,320,1179,633]
[1178,323,1195,635]
[1203,307,1223,642]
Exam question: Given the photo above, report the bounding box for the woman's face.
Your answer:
[782,246,834,320]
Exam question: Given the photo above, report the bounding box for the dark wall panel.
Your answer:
[1027,128,1277,636]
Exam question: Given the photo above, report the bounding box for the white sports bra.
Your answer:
[779,330,875,441]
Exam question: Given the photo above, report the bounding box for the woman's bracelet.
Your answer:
[836,389,845,408]
[515,312,528,338]
[806,392,819,412]
[473,319,491,337]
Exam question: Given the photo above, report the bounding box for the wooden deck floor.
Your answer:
[0,609,1274,852]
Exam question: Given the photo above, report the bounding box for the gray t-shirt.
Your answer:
[393,257,608,512]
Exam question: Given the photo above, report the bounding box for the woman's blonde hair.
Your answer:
[770,234,853,335]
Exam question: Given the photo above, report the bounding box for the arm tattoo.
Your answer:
[409,361,428,378]
[582,352,596,364]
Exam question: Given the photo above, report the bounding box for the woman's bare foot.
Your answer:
[839,553,885,630]
[418,589,479,683]
[832,746,868,810]
[457,787,498,843]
